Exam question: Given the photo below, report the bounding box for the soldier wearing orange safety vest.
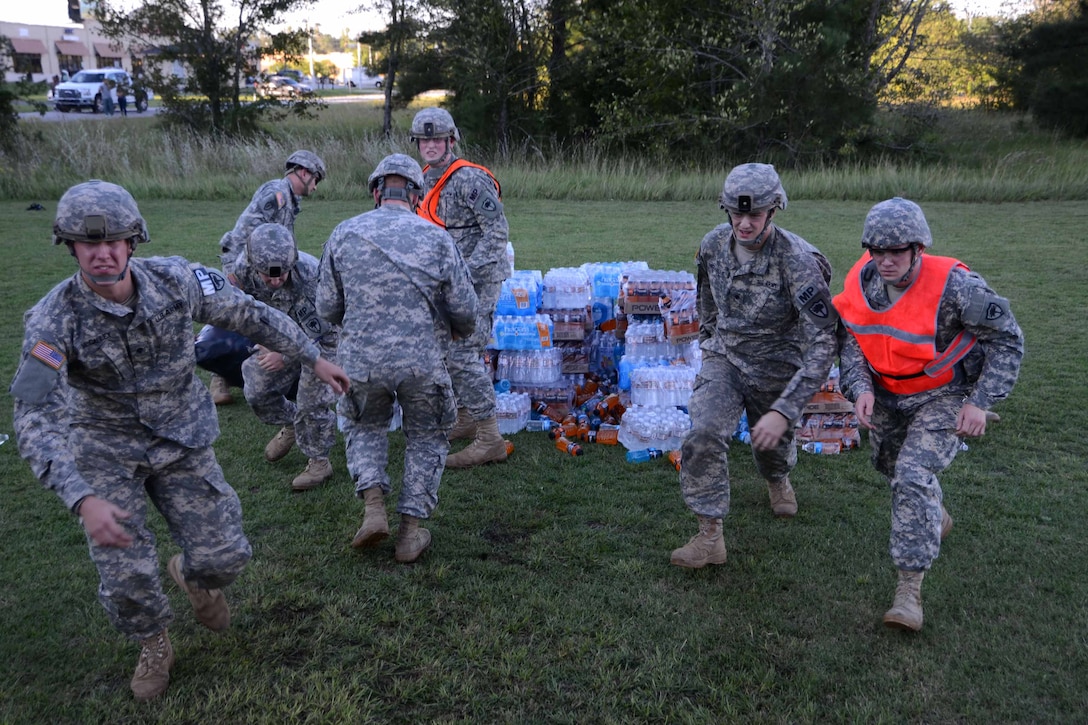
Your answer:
[410,107,511,470]
[833,197,1024,633]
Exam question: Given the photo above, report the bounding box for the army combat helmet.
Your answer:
[861,197,932,250]
[409,108,459,142]
[285,150,327,183]
[368,153,425,206]
[53,179,150,247]
[246,223,297,278]
[718,163,788,215]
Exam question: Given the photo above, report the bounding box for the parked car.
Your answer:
[53,69,151,113]
[254,76,315,99]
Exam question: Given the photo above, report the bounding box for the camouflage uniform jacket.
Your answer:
[422,154,509,286]
[836,257,1024,411]
[232,249,338,353]
[219,177,300,272]
[316,205,478,380]
[10,256,321,512]
[696,224,838,421]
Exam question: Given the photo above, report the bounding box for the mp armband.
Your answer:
[963,288,1011,329]
[795,284,838,328]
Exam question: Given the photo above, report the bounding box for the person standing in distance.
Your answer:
[9,180,349,701]
[317,154,478,563]
[233,223,340,491]
[671,163,837,569]
[208,150,327,406]
[410,108,510,468]
[833,197,1023,631]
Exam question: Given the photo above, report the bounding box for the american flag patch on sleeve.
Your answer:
[31,340,65,370]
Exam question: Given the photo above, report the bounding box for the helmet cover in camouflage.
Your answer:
[861,197,932,250]
[410,107,459,142]
[368,153,425,194]
[53,179,150,245]
[285,150,327,183]
[718,163,788,214]
[246,223,297,277]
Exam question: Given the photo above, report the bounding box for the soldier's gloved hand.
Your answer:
[77,496,134,548]
[751,410,791,451]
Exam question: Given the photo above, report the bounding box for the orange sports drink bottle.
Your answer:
[585,427,619,445]
[668,450,682,471]
[554,435,583,456]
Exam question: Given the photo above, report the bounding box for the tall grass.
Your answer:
[5,105,1088,202]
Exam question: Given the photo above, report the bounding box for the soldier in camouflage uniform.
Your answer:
[317,154,478,563]
[233,223,340,491]
[9,180,349,701]
[410,108,510,468]
[672,163,838,569]
[834,197,1023,631]
[208,150,327,405]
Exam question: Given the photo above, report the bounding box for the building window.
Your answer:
[57,53,83,74]
[14,54,44,75]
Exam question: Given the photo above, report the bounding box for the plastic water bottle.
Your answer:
[626,448,664,463]
[802,441,841,455]
[525,418,553,432]
[0,433,8,447]
[494,378,511,394]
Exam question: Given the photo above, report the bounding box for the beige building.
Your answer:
[1,18,174,86]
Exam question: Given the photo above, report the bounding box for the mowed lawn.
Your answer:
[0,196,1085,722]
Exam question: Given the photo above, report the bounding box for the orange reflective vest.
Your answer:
[833,254,977,395]
[418,159,501,229]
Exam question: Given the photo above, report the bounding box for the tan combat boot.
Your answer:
[883,570,925,631]
[209,374,233,405]
[395,515,432,563]
[264,425,296,462]
[167,554,230,632]
[448,408,477,442]
[130,629,174,701]
[670,515,728,568]
[292,457,333,491]
[940,505,953,541]
[445,417,508,469]
[351,487,390,548]
[767,477,798,518]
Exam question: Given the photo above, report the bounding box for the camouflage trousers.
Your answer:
[870,392,962,571]
[679,352,798,519]
[448,282,500,421]
[339,370,457,519]
[241,347,337,459]
[77,434,251,640]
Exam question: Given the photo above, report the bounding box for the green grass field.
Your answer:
[0,190,1085,722]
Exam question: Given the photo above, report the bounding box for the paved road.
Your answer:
[19,93,393,122]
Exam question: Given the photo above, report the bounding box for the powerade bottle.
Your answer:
[626,448,664,463]
[554,435,584,457]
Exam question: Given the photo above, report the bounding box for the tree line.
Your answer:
[5,0,1080,163]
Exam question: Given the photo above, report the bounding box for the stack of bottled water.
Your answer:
[617,405,691,452]
[491,314,555,350]
[541,267,591,309]
[587,329,622,378]
[624,319,671,359]
[495,270,542,316]
[630,365,697,408]
[495,391,531,434]
[497,348,564,385]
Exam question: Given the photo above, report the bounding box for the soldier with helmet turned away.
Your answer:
[232,223,340,491]
[833,198,1023,632]
[206,149,328,406]
[671,163,838,569]
[410,108,511,469]
[317,154,478,564]
[9,180,349,701]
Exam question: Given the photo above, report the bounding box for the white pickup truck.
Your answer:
[53,69,152,113]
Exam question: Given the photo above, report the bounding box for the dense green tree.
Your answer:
[94,0,321,135]
[0,37,48,153]
[996,0,1088,135]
